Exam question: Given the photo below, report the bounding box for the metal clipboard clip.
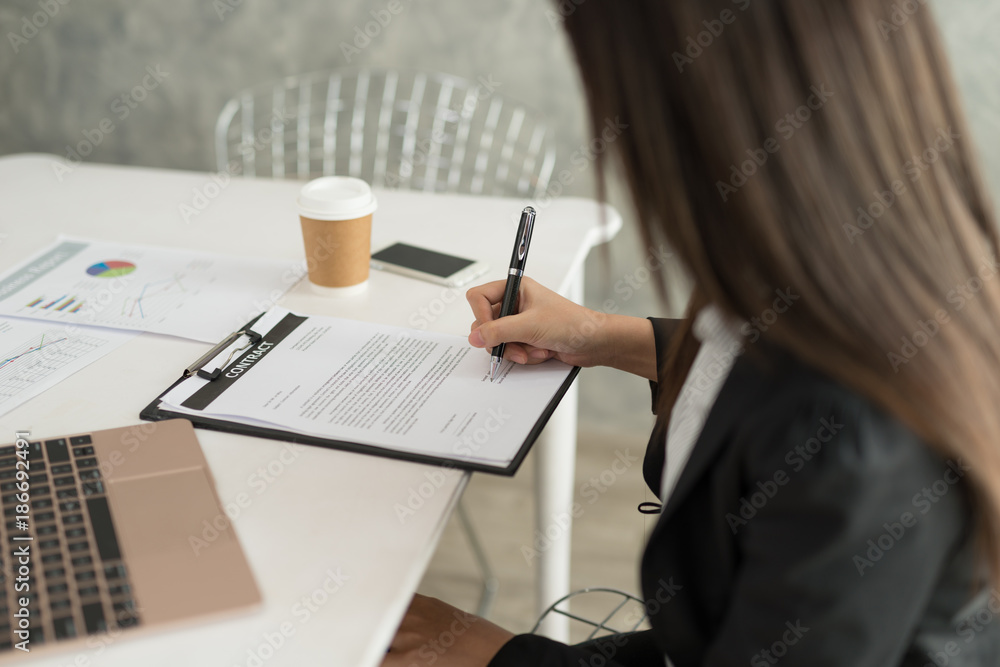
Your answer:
[184,328,263,381]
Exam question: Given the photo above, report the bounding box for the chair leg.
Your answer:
[456,499,499,618]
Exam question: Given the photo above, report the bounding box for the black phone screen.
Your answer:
[371,243,475,278]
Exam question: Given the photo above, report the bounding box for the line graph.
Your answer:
[120,273,189,320]
[0,334,69,370]
[0,328,113,411]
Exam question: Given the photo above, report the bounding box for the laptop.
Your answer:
[0,419,260,659]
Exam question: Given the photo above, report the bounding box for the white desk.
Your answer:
[0,154,621,664]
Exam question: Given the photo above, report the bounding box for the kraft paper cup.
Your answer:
[297,177,378,296]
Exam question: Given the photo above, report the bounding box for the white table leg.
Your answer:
[533,271,583,641]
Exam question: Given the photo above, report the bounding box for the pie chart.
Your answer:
[86,260,136,278]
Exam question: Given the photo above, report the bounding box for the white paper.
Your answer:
[0,237,305,343]
[0,316,137,417]
[159,307,574,468]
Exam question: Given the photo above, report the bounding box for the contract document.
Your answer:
[146,307,577,473]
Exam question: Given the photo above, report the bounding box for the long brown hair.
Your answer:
[563,1,1000,579]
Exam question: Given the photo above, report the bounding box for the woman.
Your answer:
[384,1,1000,665]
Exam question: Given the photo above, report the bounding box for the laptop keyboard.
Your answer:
[0,435,141,652]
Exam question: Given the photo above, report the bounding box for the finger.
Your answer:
[466,280,509,323]
[466,276,537,304]
[471,342,543,365]
[504,343,549,364]
[507,345,553,365]
[470,312,540,349]
[469,306,505,333]
[466,280,509,304]
[503,342,528,364]
[526,346,553,361]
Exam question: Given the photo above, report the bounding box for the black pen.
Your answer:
[491,206,536,382]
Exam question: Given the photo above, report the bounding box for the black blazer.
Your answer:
[491,318,1000,666]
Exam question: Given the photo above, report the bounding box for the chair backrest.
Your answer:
[215,69,556,199]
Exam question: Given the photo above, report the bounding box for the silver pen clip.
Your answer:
[185,328,263,380]
[517,207,535,261]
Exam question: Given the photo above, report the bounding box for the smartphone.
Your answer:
[370,242,490,287]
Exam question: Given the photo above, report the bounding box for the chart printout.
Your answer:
[0,237,305,343]
[0,316,137,417]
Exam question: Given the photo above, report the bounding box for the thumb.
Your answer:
[469,313,540,349]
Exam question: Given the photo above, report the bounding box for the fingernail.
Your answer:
[513,352,527,363]
[469,329,485,347]
[529,349,549,360]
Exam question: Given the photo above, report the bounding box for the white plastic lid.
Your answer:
[297,177,378,221]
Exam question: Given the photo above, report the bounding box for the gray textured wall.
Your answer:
[1,0,998,434]
[0,0,587,175]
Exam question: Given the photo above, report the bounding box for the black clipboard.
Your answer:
[140,312,580,476]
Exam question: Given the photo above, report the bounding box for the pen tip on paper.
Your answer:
[490,359,498,382]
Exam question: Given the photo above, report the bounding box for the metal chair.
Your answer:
[532,587,649,640]
[215,68,556,198]
[215,68,558,617]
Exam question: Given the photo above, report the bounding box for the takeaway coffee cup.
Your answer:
[296,176,378,295]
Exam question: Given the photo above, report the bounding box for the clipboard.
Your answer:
[140,313,580,476]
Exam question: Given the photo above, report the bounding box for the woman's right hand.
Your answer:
[466,277,657,380]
